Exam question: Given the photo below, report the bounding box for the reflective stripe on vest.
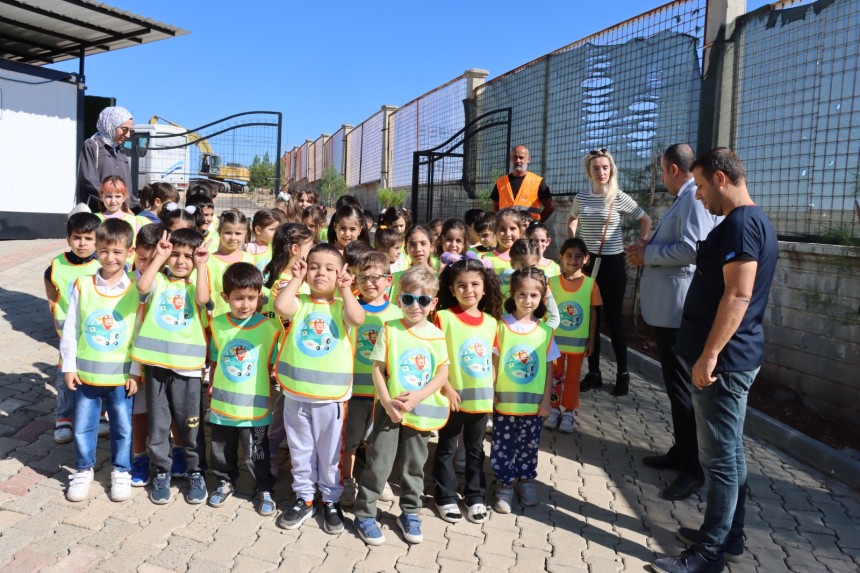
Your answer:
[384,320,449,431]
[352,303,403,397]
[75,276,139,386]
[436,309,496,413]
[209,313,280,421]
[496,172,543,220]
[548,275,593,354]
[51,254,99,337]
[276,295,353,400]
[494,319,552,415]
[131,274,207,370]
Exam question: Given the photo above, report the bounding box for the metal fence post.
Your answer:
[341,124,353,179]
[380,105,398,189]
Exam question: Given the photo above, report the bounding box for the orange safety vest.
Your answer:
[497,172,543,220]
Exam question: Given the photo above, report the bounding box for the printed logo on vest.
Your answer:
[397,348,434,391]
[154,288,194,331]
[558,301,584,331]
[499,268,513,292]
[502,344,538,384]
[297,312,339,357]
[458,337,492,379]
[84,309,128,351]
[221,340,258,382]
[355,324,381,365]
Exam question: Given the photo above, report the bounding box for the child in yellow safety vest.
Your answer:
[273,243,365,534]
[60,219,140,504]
[354,267,450,547]
[479,208,528,298]
[545,238,602,434]
[207,263,282,517]
[44,212,100,445]
[432,257,502,525]
[491,267,558,514]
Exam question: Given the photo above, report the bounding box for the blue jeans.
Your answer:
[73,383,133,472]
[692,368,759,560]
[55,368,75,422]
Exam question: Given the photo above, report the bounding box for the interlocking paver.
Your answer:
[1,238,859,572]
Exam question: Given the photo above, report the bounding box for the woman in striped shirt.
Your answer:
[567,149,651,397]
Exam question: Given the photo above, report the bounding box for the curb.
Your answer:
[602,334,860,493]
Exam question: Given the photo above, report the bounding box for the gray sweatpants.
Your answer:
[354,403,430,518]
[282,397,345,503]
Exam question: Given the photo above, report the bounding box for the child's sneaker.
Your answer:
[515,479,539,506]
[110,470,132,502]
[208,480,234,507]
[544,408,561,429]
[340,477,357,507]
[494,484,514,514]
[558,411,576,434]
[255,491,277,517]
[54,420,73,444]
[277,498,316,530]
[171,447,187,478]
[150,471,172,505]
[379,482,396,502]
[322,501,344,534]
[397,513,423,544]
[97,415,110,438]
[434,500,462,523]
[185,471,207,504]
[467,502,488,524]
[66,468,94,502]
[130,455,150,487]
[355,516,385,546]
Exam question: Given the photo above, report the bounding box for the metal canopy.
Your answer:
[0,0,188,65]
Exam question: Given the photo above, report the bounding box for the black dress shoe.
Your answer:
[661,473,703,501]
[612,371,630,396]
[677,527,744,563]
[580,371,603,391]
[642,454,678,470]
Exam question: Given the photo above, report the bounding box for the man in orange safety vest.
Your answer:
[491,145,556,223]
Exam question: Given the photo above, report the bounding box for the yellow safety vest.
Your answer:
[210,313,281,421]
[481,251,514,299]
[50,254,99,337]
[495,318,552,415]
[276,294,353,400]
[351,302,402,397]
[436,309,496,413]
[382,320,450,431]
[548,275,594,354]
[75,276,140,386]
[538,260,561,279]
[207,252,255,318]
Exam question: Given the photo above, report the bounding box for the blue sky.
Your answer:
[49,0,772,149]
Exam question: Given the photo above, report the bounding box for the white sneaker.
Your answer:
[110,470,132,502]
[66,468,94,502]
[97,415,109,438]
[544,408,561,430]
[516,479,539,506]
[434,500,462,523]
[558,411,576,434]
[340,477,357,507]
[495,484,513,514]
[379,481,396,502]
[54,422,73,444]
[467,502,488,524]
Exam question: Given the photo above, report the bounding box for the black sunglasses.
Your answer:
[399,293,434,308]
[589,148,609,155]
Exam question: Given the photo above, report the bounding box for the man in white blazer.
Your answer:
[626,144,720,501]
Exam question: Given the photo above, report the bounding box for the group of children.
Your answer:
[45,177,603,546]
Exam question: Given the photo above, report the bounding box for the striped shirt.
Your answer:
[571,189,645,255]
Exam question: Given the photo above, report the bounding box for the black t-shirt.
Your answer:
[490,173,551,203]
[676,205,778,372]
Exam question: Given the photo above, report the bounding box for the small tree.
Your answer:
[318,166,347,207]
[377,187,407,209]
[248,152,275,191]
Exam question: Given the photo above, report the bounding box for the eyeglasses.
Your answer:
[399,293,434,308]
[117,127,134,135]
[589,148,609,156]
[356,273,390,284]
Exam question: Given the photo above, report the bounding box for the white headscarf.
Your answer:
[91,106,133,147]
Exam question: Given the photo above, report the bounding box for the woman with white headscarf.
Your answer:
[75,106,136,211]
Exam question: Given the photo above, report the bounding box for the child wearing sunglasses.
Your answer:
[354,266,450,547]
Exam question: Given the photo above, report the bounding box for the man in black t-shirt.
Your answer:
[490,146,555,223]
[652,148,777,573]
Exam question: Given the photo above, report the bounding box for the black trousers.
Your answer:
[146,366,202,474]
[587,253,629,374]
[433,411,488,506]
[210,424,276,492]
[655,326,702,479]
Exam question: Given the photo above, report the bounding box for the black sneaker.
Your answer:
[150,471,171,505]
[322,501,344,534]
[185,471,207,504]
[277,497,316,530]
[677,527,744,563]
[580,371,603,391]
[613,371,630,396]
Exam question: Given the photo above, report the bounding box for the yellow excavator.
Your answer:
[148,116,250,193]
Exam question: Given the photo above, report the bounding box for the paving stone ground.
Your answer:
[1,239,858,573]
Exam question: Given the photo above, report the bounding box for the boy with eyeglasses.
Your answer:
[354,266,450,546]
[340,251,401,508]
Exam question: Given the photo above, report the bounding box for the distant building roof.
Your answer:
[0,0,188,65]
